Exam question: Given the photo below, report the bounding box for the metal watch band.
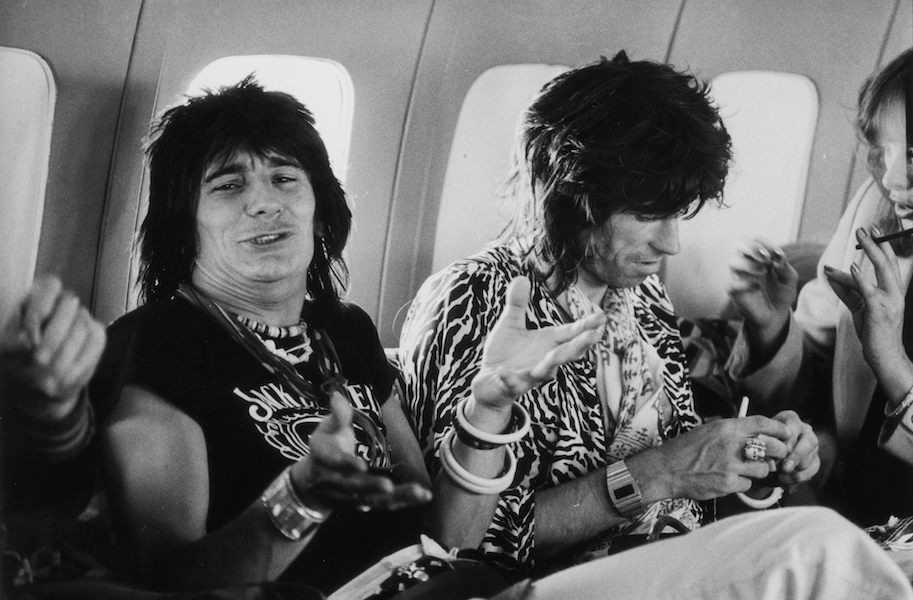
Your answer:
[605,460,644,519]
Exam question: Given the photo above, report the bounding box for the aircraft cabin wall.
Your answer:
[0,0,909,348]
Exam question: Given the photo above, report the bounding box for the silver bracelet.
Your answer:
[260,466,330,541]
[885,384,913,419]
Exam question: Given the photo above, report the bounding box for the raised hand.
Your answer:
[0,275,106,419]
[727,239,798,353]
[824,226,913,403]
[289,393,432,514]
[470,276,606,410]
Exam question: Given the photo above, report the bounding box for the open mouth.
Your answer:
[246,232,289,246]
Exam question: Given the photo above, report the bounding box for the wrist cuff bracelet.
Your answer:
[439,428,517,495]
[261,467,329,541]
[453,397,531,450]
[885,384,913,419]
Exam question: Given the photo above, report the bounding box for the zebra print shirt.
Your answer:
[398,244,702,574]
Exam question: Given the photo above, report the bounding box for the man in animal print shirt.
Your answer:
[399,51,821,575]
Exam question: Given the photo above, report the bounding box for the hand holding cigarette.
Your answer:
[855,226,913,250]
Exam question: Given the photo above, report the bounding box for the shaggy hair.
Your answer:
[139,75,351,316]
[499,50,732,293]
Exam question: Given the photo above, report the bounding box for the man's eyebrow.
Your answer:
[202,155,303,184]
[265,155,303,169]
[202,163,245,184]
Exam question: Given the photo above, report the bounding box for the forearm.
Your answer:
[534,470,627,561]
[429,397,513,549]
[874,357,913,410]
[137,497,318,590]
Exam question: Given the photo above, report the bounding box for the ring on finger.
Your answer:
[743,436,767,462]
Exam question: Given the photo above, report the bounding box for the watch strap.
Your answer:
[605,460,644,519]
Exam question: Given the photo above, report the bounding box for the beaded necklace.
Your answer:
[234,314,313,366]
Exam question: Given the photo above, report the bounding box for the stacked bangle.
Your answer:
[439,429,517,495]
[8,392,95,461]
[453,396,531,450]
[261,466,330,541]
[885,384,913,419]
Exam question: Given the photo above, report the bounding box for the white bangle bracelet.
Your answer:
[885,384,913,419]
[735,486,784,509]
[454,396,531,448]
[439,429,517,495]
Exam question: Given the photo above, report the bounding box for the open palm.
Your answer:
[472,276,606,410]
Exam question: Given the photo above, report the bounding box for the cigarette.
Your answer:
[738,396,750,418]
[855,227,913,250]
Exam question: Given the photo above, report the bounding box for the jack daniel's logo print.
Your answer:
[233,381,381,463]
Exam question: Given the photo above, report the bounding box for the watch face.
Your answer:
[614,483,636,499]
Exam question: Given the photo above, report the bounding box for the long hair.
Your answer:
[499,51,732,293]
[139,76,351,315]
[857,47,913,255]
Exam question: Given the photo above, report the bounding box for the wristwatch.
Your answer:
[605,460,645,519]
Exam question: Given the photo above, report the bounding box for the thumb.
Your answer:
[318,391,354,435]
[500,276,532,329]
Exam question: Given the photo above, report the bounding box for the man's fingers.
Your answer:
[752,435,789,462]
[66,314,106,388]
[21,276,64,341]
[33,292,81,366]
[309,470,396,496]
[44,314,91,394]
[739,415,791,442]
[527,326,601,381]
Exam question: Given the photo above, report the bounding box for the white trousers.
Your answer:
[524,507,912,600]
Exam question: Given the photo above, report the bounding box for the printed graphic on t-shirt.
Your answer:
[232,381,384,463]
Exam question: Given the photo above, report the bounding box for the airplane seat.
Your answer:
[0,47,55,327]
[429,64,569,274]
[664,70,819,321]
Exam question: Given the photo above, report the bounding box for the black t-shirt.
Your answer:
[91,297,422,593]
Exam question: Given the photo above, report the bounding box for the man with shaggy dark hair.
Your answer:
[399,51,821,575]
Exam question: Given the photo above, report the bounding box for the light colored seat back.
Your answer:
[665,71,818,318]
[431,64,568,272]
[0,47,55,325]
